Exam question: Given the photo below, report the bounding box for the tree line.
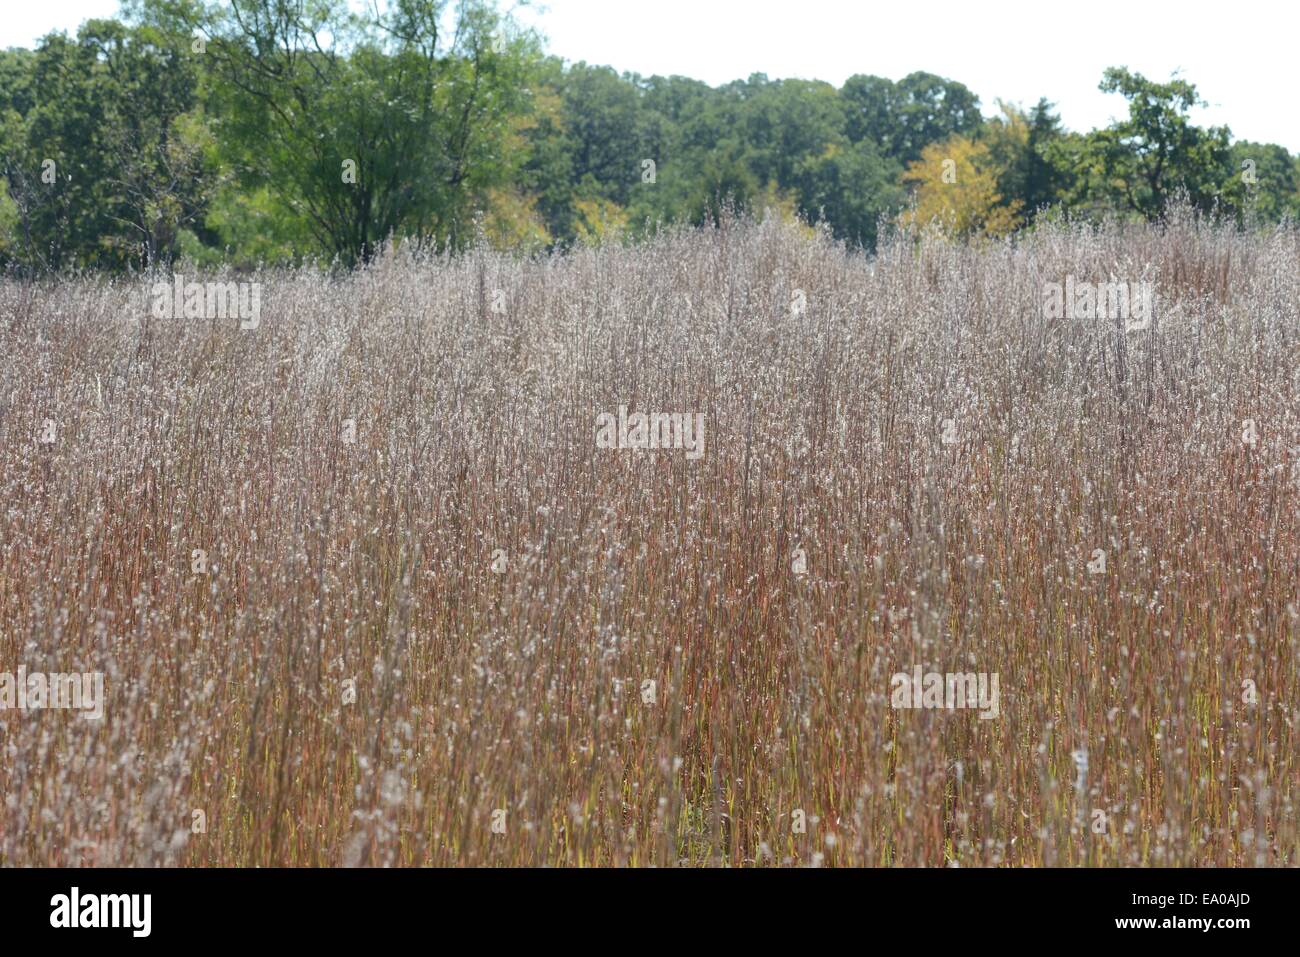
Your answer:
[1,0,1296,273]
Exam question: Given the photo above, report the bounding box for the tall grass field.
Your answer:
[0,210,1296,866]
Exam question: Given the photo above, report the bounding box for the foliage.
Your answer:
[0,4,1296,270]
[1057,68,1237,220]
[901,136,1022,238]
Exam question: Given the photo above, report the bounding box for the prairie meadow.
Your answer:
[1,209,1296,866]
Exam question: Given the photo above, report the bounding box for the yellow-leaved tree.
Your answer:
[572,196,629,245]
[481,187,551,251]
[899,136,1022,238]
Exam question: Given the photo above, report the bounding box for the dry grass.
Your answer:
[0,209,1297,866]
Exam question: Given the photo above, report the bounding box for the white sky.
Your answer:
[4,0,1298,151]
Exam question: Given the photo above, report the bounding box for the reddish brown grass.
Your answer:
[0,210,1297,866]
